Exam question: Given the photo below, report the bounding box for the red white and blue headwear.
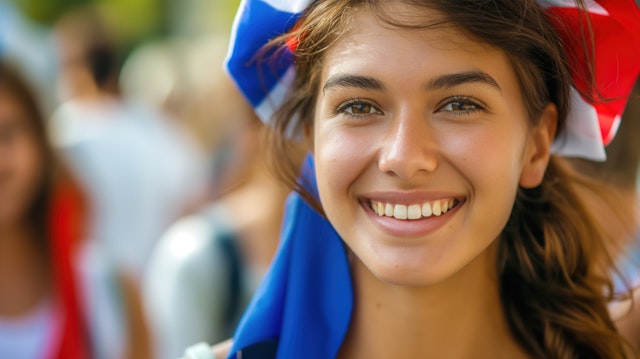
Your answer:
[224,1,640,358]
[226,0,640,160]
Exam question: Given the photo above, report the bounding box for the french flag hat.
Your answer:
[224,1,640,358]
[226,0,640,160]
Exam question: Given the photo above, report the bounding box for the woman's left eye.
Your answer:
[346,103,376,114]
[438,97,483,113]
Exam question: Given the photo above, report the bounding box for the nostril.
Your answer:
[378,148,438,178]
[378,122,439,177]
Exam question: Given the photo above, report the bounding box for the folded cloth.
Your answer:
[228,155,352,359]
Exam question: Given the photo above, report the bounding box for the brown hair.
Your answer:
[264,0,632,357]
[0,61,56,252]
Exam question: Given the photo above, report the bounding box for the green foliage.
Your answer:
[14,0,92,25]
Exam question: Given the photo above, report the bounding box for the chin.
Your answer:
[363,257,461,288]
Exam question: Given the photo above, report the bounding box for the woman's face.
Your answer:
[313,4,554,286]
[0,88,44,228]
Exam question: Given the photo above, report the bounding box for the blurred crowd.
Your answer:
[0,1,638,359]
[0,1,302,359]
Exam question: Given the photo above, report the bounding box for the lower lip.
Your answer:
[362,201,462,238]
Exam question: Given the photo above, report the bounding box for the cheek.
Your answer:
[313,125,376,211]
[442,120,527,183]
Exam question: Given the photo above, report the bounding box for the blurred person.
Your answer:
[0,53,160,359]
[143,82,304,359]
[0,60,90,359]
[50,5,208,359]
[119,34,251,179]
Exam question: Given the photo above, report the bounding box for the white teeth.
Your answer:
[370,199,457,220]
[384,203,393,216]
[407,204,421,219]
[393,204,408,220]
[432,201,442,216]
[422,202,432,217]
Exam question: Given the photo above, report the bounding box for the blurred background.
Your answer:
[0,1,301,359]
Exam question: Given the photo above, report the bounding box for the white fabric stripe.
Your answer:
[551,88,606,161]
[256,66,296,124]
[224,0,248,71]
[536,0,609,15]
[263,0,314,13]
[603,115,621,146]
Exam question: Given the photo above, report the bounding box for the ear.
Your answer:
[519,103,558,188]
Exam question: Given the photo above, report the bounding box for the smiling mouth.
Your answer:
[369,198,460,220]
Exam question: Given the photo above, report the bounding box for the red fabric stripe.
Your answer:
[545,0,640,145]
[48,178,91,359]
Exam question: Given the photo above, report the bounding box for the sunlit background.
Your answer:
[0,1,297,359]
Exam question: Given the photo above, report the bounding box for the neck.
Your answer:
[338,241,529,359]
[0,222,51,318]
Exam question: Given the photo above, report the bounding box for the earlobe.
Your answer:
[519,103,558,188]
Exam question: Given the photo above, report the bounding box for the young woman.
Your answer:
[184,0,640,358]
[0,58,150,359]
[0,61,90,359]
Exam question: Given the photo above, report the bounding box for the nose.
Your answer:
[378,110,438,179]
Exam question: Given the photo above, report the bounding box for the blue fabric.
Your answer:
[228,155,353,359]
[225,0,303,110]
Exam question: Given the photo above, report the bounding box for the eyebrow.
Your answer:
[426,71,501,92]
[322,70,501,94]
[323,74,385,93]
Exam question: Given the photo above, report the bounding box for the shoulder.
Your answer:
[148,207,233,270]
[143,206,239,302]
[146,207,238,287]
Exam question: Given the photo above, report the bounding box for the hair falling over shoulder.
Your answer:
[500,156,634,358]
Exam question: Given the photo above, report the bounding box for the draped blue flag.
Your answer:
[228,155,353,359]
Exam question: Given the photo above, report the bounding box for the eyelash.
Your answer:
[334,95,485,118]
[437,96,484,115]
[335,98,382,118]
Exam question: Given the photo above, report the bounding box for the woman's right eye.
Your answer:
[336,100,382,117]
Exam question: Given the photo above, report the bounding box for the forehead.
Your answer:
[321,3,515,86]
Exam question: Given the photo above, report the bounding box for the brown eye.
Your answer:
[441,101,477,112]
[337,100,381,116]
[348,103,374,114]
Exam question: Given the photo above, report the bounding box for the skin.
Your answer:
[311,4,555,359]
[0,89,43,229]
